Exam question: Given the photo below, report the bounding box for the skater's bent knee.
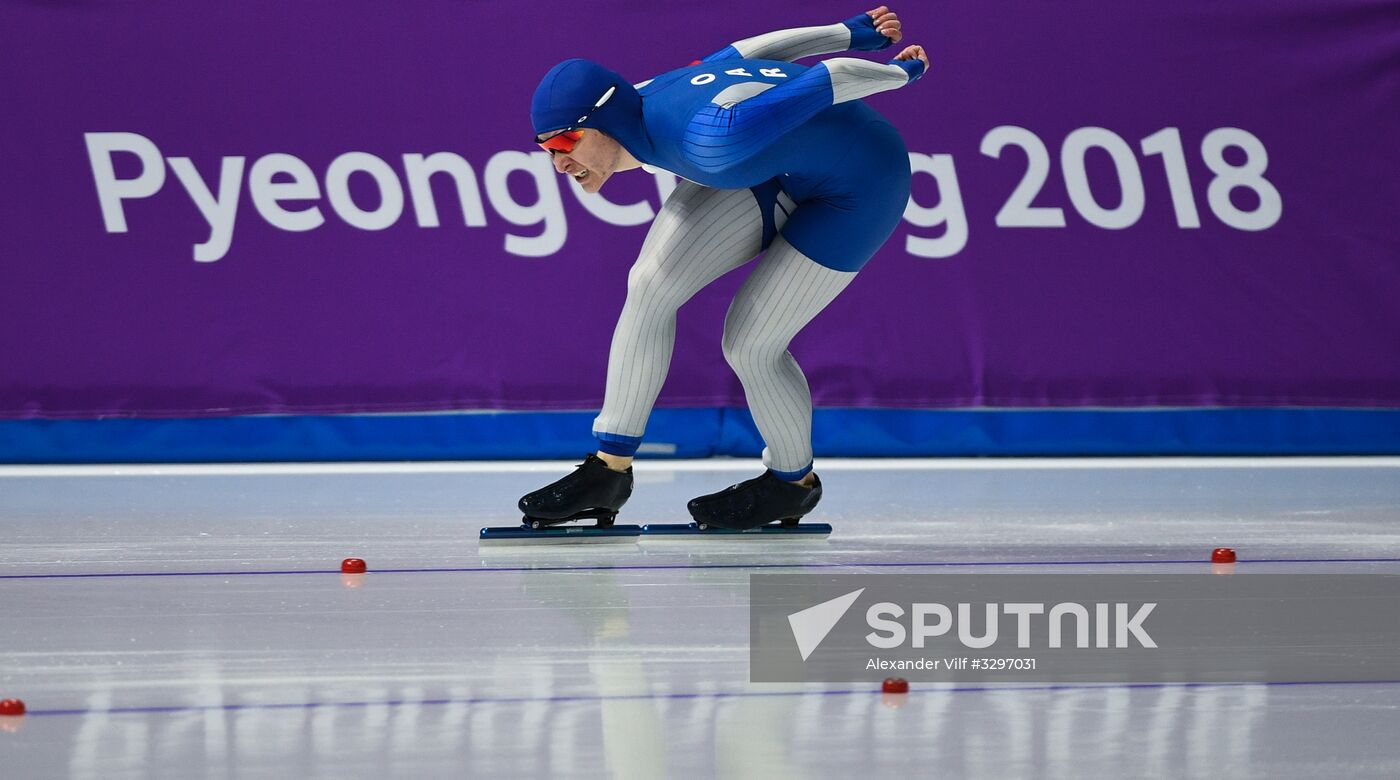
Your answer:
[625,262,663,296]
[625,258,696,302]
[722,327,784,370]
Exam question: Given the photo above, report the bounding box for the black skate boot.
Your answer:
[518,454,634,529]
[686,471,822,531]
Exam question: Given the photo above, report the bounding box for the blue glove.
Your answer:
[842,12,895,50]
[888,55,926,82]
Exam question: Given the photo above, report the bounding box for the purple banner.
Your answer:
[2,0,1398,419]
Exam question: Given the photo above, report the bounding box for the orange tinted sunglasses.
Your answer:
[538,129,584,155]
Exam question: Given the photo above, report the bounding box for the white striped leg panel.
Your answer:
[722,236,857,476]
[593,181,765,441]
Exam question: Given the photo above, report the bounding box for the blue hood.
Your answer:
[531,59,653,162]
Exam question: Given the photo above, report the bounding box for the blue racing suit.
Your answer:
[531,13,924,270]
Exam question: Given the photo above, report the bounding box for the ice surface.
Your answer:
[3,457,1399,778]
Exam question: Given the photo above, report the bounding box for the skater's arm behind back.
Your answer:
[698,7,898,64]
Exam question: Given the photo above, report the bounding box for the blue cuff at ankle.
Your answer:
[769,463,813,481]
[595,431,642,457]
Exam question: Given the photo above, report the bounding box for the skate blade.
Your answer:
[641,522,831,539]
[479,524,643,546]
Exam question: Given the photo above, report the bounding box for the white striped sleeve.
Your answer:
[822,58,914,103]
[728,23,853,62]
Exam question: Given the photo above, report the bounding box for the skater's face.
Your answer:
[540,129,623,193]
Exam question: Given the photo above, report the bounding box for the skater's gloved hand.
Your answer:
[891,44,929,81]
[843,6,902,49]
[866,6,903,45]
